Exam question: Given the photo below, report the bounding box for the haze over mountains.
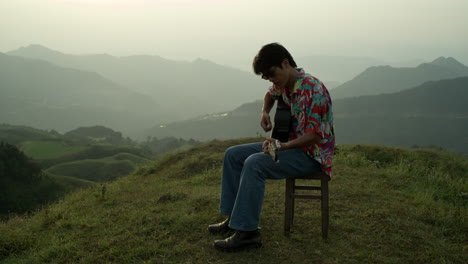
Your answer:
[2,44,467,153]
[4,44,410,136]
[0,52,157,136]
[6,44,266,121]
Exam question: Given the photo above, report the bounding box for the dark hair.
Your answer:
[252,43,297,75]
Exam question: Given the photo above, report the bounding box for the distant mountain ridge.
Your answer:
[333,76,468,118]
[0,52,158,136]
[297,55,388,84]
[7,44,267,121]
[331,57,468,99]
[430,56,468,73]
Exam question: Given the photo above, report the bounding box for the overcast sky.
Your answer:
[1,0,467,68]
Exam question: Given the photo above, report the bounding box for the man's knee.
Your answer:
[244,153,270,171]
[224,145,240,160]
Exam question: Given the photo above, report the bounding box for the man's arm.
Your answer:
[260,92,275,132]
[280,132,321,150]
[263,132,321,153]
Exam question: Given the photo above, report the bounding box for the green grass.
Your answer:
[48,174,96,190]
[1,138,466,264]
[20,141,86,159]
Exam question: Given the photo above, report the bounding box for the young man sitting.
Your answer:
[209,43,335,252]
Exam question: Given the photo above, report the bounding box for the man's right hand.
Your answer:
[260,112,272,132]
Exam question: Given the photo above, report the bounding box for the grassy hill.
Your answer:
[0,124,60,145]
[45,153,149,182]
[0,138,466,263]
[20,141,87,159]
[38,144,150,169]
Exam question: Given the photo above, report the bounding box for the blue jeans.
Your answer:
[219,142,322,231]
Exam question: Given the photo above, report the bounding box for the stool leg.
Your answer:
[321,176,329,239]
[284,178,294,234]
[291,188,295,224]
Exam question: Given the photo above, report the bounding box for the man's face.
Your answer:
[261,61,290,88]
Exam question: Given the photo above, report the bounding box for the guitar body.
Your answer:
[271,96,291,142]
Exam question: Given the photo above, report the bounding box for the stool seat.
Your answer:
[284,171,329,238]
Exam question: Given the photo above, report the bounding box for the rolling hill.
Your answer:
[46,153,149,182]
[0,124,152,215]
[331,57,468,99]
[0,124,60,145]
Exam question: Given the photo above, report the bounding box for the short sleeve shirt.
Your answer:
[268,69,335,178]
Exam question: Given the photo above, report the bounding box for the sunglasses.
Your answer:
[261,67,277,80]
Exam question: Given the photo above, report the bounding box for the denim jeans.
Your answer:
[219,142,322,231]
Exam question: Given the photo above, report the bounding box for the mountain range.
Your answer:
[6,44,267,121]
[8,45,427,119]
[146,77,468,153]
[216,54,425,85]
[0,53,158,136]
[331,57,468,99]
[298,55,388,84]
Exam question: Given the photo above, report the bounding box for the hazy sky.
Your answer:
[1,0,467,67]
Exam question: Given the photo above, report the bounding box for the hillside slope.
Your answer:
[1,139,466,263]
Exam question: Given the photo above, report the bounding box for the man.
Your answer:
[209,43,335,252]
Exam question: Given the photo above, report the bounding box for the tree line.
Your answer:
[0,142,63,216]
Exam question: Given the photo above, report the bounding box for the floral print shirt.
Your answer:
[268,68,335,179]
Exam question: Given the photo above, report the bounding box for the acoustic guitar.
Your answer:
[269,96,292,162]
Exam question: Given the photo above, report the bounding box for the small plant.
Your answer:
[101,184,107,200]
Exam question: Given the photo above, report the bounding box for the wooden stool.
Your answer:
[284,171,329,238]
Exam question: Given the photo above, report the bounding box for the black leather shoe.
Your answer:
[214,230,262,252]
[208,218,233,234]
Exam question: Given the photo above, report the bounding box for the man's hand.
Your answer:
[263,138,282,162]
[262,139,271,153]
[260,112,272,132]
[262,138,280,153]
